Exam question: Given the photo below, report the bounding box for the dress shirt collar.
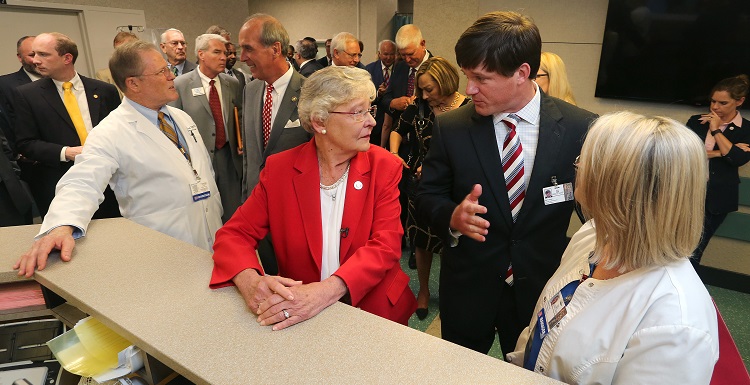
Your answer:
[52,72,83,92]
[126,98,171,128]
[493,82,541,127]
[725,111,743,129]
[197,65,217,83]
[299,59,313,69]
[170,61,185,75]
[24,69,42,82]
[269,64,293,96]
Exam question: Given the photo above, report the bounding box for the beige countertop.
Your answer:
[1,219,561,384]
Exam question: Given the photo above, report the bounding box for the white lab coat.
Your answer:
[39,99,223,251]
[507,221,719,385]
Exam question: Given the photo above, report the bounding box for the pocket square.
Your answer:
[284,119,301,128]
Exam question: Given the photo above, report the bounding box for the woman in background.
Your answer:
[536,52,576,105]
[390,57,468,319]
[508,111,718,384]
[686,74,750,267]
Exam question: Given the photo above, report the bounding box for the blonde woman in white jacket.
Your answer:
[508,111,719,384]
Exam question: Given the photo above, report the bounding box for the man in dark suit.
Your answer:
[13,32,121,219]
[294,38,323,78]
[365,39,396,147]
[171,34,243,222]
[0,36,41,151]
[0,107,32,226]
[160,29,196,76]
[239,13,312,274]
[317,38,332,68]
[224,41,247,90]
[416,11,596,356]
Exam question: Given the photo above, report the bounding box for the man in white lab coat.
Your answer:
[15,41,223,277]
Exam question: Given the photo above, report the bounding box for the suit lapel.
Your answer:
[339,151,370,259]
[468,112,514,229]
[81,76,101,125]
[265,70,302,156]
[514,94,565,226]
[219,75,234,130]
[188,72,212,117]
[39,79,76,132]
[293,140,323,272]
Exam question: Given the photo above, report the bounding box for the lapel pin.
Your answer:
[729,125,734,130]
[354,181,363,190]
[93,94,99,99]
[291,96,298,103]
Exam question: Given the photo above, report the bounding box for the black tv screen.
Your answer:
[595,0,750,107]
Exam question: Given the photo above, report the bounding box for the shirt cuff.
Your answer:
[60,146,68,162]
[449,227,462,247]
[35,225,85,241]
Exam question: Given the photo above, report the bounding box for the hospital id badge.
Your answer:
[542,182,574,205]
[543,291,567,330]
[190,181,211,202]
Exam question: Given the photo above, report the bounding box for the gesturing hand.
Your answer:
[449,184,490,242]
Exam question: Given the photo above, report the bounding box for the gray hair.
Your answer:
[298,66,376,133]
[16,36,34,54]
[244,13,289,50]
[160,28,183,43]
[205,25,230,38]
[378,39,395,52]
[195,33,227,56]
[295,38,318,60]
[109,40,154,92]
[330,32,357,55]
[395,24,422,49]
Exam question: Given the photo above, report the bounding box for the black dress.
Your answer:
[394,98,470,253]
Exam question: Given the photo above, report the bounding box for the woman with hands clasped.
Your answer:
[209,66,417,329]
[685,74,750,267]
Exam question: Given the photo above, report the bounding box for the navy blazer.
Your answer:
[686,115,750,214]
[0,67,34,150]
[416,93,597,342]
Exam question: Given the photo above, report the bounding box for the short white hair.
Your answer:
[330,32,357,54]
[395,24,422,50]
[195,33,227,56]
[160,28,183,43]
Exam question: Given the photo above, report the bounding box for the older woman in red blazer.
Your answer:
[210,66,416,328]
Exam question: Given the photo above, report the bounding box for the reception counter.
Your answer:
[1,219,561,384]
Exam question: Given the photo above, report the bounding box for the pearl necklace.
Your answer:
[320,163,350,201]
[438,93,461,112]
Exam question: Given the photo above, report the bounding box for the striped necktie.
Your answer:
[158,111,190,161]
[502,113,524,286]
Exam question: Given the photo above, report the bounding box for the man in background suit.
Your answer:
[224,41,246,90]
[330,32,362,68]
[0,108,32,226]
[95,31,138,99]
[239,13,312,274]
[0,36,41,152]
[317,38,332,68]
[171,34,243,222]
[365,39,396,147]
[416,11,596,356]
[294,38,323,77]
[13,32,121,219]
[160,29,196,76]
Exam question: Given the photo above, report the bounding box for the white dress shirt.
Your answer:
[263,64,293,131]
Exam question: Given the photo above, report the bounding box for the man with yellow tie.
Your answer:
[13,32,120,218]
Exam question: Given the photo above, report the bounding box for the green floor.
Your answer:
[400,250,750,371]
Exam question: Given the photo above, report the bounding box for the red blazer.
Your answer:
[210,139,416,325]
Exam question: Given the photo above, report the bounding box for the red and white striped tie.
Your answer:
[502,113,524,286]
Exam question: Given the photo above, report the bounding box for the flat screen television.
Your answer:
[595,0,750,107]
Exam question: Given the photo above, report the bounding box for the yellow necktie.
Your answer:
[62,81,88,144]
[158,112,190,161]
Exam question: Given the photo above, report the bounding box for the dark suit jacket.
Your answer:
[228,68,246,91]
[211,139,417,325]
[686,115,750,214]
[317,56,330,68]
[416,93,596,344]
[0,108,31,226]
[241,68,312,200]
[0,68,34,151]
[365,60,392,146]
[181,60,197,75]
[298,59,324,78]
[13,75,121,217]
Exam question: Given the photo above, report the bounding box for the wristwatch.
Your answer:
[711,129,722,136]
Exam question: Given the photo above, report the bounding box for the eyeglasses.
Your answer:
[167,40,187,47]
[329,106,377,122]
[573,155,580,171]
[137,66,173,79]
[343,51,362,59]
[536,73,549,78]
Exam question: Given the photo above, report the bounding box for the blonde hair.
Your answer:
[415,57,459,98]
[298,66,376,133]
[577,111,707,271]
[539,52,576,105]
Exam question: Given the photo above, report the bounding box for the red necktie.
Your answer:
[383,66,390,87]
[501,113,525,286]
[262,83,274,148]
[209,80,226,149]
[406,68,415,97]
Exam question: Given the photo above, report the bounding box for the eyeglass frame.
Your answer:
[343,50,363,59]
[165,40,187,47]
[329,105,377,122]
[136,66,174,80]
